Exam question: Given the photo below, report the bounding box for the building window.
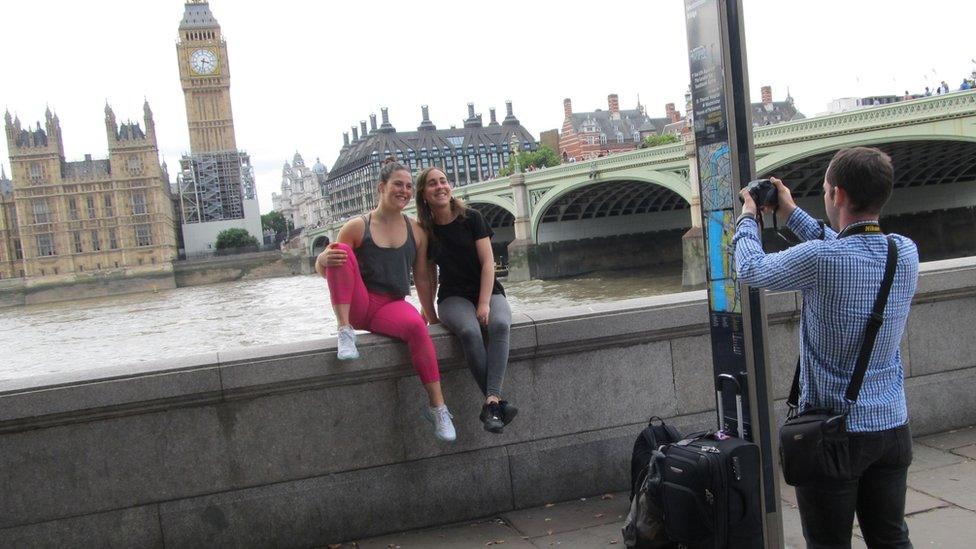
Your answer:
[29,163,44,184]
[32,200,52,224]
[127,155,143,174]
[109,229,119,249]
[103,195,114,217]
[73,231,83,253]
[14,239,23,260]
[91,230,101,251]
[616,133,624,143]
[68,197,79,220]
[135,224,152,247]
[132,192,147,215]
[634,132,641,142]
[37,233,55,256]
[86,196,97,219]
[600,133,608,145]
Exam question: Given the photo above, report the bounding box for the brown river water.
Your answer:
[0,268,682,381]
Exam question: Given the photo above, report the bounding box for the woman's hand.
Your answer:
[476,302,490,327]
[421,308,440,326]
[321,243,347,268]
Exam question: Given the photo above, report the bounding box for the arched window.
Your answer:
[599,133,607,145]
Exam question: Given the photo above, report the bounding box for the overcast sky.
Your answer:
[2,1,974,213]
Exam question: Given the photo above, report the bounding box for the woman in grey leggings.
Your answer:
[415,167,517,433]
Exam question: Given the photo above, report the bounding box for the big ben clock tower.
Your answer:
[177,0,237,153]
[174,0,262,255]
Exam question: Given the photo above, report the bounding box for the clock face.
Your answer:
[189,49,218,75]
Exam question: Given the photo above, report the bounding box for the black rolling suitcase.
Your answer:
[659,374,763,548]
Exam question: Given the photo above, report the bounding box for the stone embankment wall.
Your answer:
[1,257,975,546]
[0,270,177,308]
[173,250,307,287]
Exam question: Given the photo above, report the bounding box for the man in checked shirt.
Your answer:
[733,147,919,548]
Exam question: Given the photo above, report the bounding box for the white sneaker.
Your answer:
[336,325,359,360]
[423,404,457,442]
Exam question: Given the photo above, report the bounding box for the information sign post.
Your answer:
[684,0,783,545]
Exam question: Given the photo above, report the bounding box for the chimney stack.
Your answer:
[360,120,368,138]
[489,107,498,125]
[418,105,436,131]
[666,103,680,123]
[369,114,377,133]
[608,94,620,120]
[467,102,476,120]
[351,126,359,142]
[563,98,573,119]
[379,107,395,132]
[761,85,772,105]
[342,132,350,147]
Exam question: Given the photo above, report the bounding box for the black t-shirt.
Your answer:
[429,209,505,304]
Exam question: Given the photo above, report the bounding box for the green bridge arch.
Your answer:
[529,171,691,242]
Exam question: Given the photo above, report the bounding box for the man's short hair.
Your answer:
[825,147,894,214]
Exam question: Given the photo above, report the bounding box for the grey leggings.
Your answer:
[437,294,512,398]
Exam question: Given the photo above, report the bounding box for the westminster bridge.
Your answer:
[308,91,976,281]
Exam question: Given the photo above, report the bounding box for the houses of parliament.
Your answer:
[0,0,260,303]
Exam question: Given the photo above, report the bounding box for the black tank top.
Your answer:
[357,213,416,298]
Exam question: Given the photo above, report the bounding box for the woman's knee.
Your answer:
[487,317,510,336]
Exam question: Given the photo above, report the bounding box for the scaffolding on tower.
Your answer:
[176,151,255,224]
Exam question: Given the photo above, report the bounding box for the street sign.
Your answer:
[684,0,783,545]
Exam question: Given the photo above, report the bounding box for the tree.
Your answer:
[640,133,680,149]
[499,145,562,176]
[261,210,292,238]
[215,228,259,250]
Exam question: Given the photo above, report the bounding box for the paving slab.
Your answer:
[904,506,976,547]
[501,492,628,538]
[908,460,976,511]
[950,444,976,460]
[528,521,623,548]
[916,425,976,450]
[353,518,534,549]
[904,488,951,516]
[909,441,968,473]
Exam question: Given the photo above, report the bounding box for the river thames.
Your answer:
[0,268,682,381]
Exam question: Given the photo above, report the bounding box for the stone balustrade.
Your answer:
[2,256,975,546]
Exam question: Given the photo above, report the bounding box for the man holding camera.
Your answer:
[733,147,918,548]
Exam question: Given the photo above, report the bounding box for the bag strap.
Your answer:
[845,236,898,403]
[787,236,898,409]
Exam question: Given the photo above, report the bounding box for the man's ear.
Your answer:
[831,184,846,208]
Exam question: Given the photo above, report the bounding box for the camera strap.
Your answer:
[787,235,898,412]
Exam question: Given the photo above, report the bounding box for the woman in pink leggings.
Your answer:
[315,159,456,442]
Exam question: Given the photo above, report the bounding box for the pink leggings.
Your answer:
[325,243,440,384]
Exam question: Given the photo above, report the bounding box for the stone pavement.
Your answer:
[334,425,976,549]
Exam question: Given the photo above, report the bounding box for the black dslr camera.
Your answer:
[740,178,778,210]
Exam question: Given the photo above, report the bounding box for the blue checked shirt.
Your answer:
[733,208,919,432]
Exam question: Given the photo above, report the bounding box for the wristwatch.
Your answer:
[736,211,757,226]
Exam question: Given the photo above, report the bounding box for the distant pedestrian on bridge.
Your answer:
[734,148,919,548]
[415,167,518,434]
[315,159,456,442]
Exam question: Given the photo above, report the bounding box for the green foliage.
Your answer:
[640,133,680,149]
[261,210,292,238]
[499,145,561,176]
[215,228,259,250]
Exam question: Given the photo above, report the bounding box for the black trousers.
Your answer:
[795,424,913,549]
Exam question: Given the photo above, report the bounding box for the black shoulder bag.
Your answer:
[779,235,898,487]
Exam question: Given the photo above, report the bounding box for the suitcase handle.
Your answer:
[716,373,745,438]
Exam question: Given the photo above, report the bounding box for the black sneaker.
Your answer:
[499,400,518,425]
[481,402,504,433]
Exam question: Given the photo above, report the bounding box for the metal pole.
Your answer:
[683,0,783,546]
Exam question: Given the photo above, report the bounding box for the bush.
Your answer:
[215,228,259,250]
[640,134,680,148]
